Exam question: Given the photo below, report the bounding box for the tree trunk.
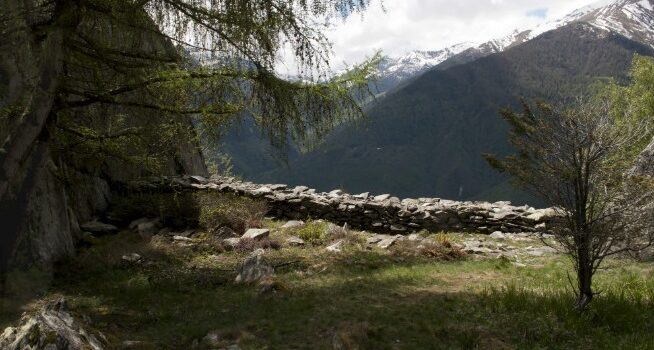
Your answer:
[575,239,594,311]
[0,0,68,202]
[0,0,70,280]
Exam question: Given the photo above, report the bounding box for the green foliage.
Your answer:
[601,54,654,159]
[2,0,379,180]
[198,193,268,234]
[295,219,327,245]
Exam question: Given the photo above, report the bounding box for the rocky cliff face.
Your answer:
[4,141,207,283]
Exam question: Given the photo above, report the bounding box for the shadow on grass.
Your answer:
[4,233,654,350]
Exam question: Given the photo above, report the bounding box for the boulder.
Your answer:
[242,228,270,240]
[235,249,274,284]
[281,220,305,229]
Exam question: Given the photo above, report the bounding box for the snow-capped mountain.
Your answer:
[379,43,473,80]
[378,0,654,94]
[487,0,654,52]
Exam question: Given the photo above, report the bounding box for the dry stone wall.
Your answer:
[134,175,559,234]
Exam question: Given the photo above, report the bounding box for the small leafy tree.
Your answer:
[485,98,654,311]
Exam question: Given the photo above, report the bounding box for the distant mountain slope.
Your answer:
[252,22,653,203]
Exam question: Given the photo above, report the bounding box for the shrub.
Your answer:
[296,220,328,245]
[198,193,269,234]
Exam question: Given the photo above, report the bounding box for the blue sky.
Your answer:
[277,0,601,73]
[526,8,549,18]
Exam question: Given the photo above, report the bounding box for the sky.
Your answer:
[278,0,601,73]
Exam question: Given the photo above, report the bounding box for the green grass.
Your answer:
[2,226,654,349]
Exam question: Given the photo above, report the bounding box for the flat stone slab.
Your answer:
[242,229,270,240]
[286,236,306,246]
[80,221,118,235]
[281,220,305,229]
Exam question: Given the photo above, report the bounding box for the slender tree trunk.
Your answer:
[575,236,594,311]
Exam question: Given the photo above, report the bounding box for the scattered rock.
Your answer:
[223,238,241,249]
[407,233,423,241]
[235,249,274,284]
[366,234,386,245]
[489,231,506,239]
[202,331,223,348]
[80,220,118,235]
[241,229,270,240]
[281,220,305,229]
[0,298,105,350]
[325,223,348,238]
[378,237,398,249]
[286,236,306,246]
[526,246,558,257]
[122,253,143,264]
[326,240,345,253]
[214,226,238,239]
[128,217,152,230]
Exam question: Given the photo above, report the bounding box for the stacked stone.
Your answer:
[133,175,558,234]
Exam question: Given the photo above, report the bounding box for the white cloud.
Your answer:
[278,0,599,74]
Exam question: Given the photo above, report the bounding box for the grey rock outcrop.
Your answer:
[0,298,104,350]
[235,249,274,284]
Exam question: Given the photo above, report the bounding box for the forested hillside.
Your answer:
[247,24,653,203]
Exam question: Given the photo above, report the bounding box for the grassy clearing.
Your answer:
[2,224,654,349]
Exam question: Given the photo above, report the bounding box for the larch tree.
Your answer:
[0,0,378,277]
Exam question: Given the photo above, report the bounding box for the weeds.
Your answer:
[198,193,268,234]
[296,220,328,245]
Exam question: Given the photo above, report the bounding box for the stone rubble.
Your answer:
[0,298,105,350]
[130,175,560,235]
[241,229,270,240]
